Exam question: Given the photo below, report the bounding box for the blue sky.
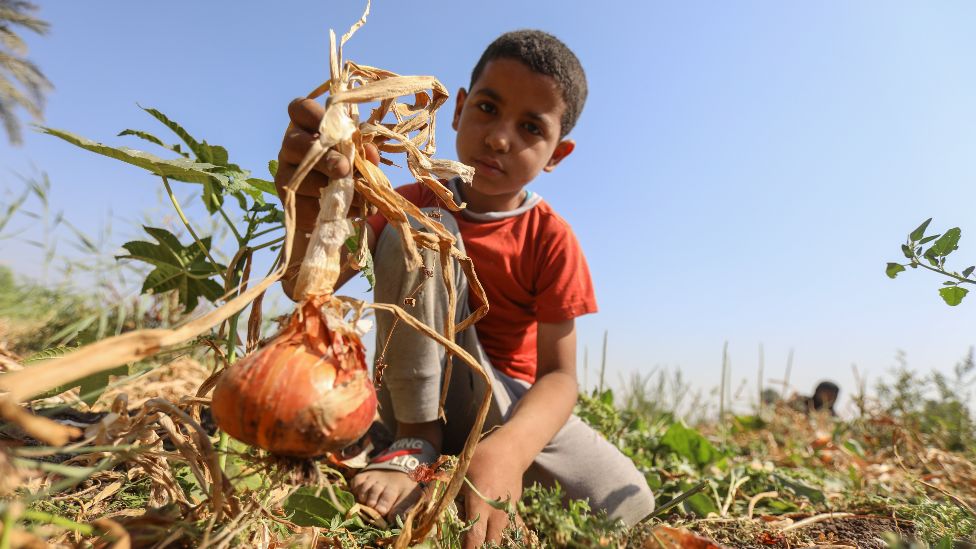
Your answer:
[2,1,975,413]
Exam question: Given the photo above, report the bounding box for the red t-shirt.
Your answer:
[367,182,597,383]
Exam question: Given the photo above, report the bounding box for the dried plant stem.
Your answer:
[0,271,280,402]
[747,490,777,520]
[720,473,749,517]
[598,330,608,393]
[720,341,728,419]
[780,512,854,533]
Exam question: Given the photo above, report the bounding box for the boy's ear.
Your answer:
[543,139,575,172]
[452,87,468,131]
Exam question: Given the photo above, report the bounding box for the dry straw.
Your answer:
[0,2,490,544]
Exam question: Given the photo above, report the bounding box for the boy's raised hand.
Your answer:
[275,98,379,299]
[275,97,380,232]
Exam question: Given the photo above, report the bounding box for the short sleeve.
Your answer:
[534,221,598,323]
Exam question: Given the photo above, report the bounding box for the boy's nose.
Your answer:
[485,128,509,153]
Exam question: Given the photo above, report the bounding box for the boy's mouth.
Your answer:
[473,158,505,176]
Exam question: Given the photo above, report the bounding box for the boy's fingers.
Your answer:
[287,97,326,133]
[462,499,487,549]
[485,513,507,544]
[274,161,326,199]
[362,142,381,166]
[276,161,373,221]
[280,129,352,179]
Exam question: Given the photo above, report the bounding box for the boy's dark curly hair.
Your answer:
[470,30,587,138]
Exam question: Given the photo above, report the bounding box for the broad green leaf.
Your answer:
[77,365,128,405]
[118,129,189,158]
[250,202,285,226]
[683,493,719,516]
[140,107,236,168]
[929,227,961,257]
[42,126,234,187]
[283,486,357,527]
[901,244,913,259]
[140,108,247,185]
[268,159,279,177]
[774,474,825,503]
[885,263,905,279]
[117,227,226,312]
[659,421,721,468]
[964,266,975,278]
[939,286,968,306]
[910,218,932,241]
[675,480,719,517]
[246,177,277,197]
[766,499,799,513]
[918,234,940,245]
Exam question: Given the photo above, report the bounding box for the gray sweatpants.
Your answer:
[372,209,655,526]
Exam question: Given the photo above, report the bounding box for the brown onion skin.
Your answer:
[212,297,377,457]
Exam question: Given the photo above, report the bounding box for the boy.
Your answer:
[276,30,654,546]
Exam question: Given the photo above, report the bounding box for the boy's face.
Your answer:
[452,58,575,199]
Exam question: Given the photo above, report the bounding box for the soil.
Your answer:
[800,515,914,548]
[676,514,916,549]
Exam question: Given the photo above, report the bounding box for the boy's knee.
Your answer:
[608,473,655,526]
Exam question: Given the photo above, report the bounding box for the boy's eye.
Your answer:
[477,102,496,114]
[522,122,542,136]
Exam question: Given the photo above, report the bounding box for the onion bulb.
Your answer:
[211,296,377,457]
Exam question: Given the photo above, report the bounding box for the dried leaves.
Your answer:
[2,1,489,546]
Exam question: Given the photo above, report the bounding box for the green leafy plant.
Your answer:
[887,218,974,305]
[874,350,976,454]
[514,483,628,548]
[44,107,283,316]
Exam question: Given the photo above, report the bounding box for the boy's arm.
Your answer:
[462,319,579,548]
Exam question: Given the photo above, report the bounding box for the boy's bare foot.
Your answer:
[350,467,424,517]
[350,437,440,517]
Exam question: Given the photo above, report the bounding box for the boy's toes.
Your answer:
[374,488,400,516]
[389,485,422,518]
[362,482,387,509]
[349,476,371,499]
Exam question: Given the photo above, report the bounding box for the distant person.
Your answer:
[790,381,840,416]
[761,388,781,407]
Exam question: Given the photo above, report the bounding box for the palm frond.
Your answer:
[0,25,27,55]
[0,2,49,35]
[0,0,49,144]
